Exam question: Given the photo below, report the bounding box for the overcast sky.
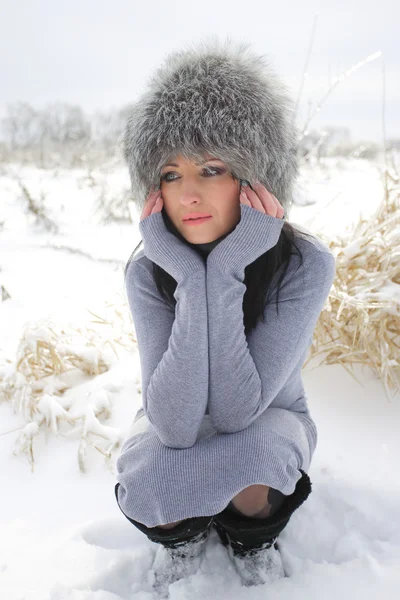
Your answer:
[1,0,398,144]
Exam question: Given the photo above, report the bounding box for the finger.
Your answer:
[240,189,252,206]
[243,184,269,214]
[150,195,163,215]
[251,182,278,217]
[141,189,162,220]
[269,192,285,219]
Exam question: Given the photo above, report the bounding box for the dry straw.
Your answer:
[304,162,400,402]
[0,295,137,473]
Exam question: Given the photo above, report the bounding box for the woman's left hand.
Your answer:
[240,181,285,219]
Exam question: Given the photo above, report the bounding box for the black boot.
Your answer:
[212,469,312,586]
[115,483,214,597]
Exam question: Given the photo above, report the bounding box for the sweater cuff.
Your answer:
[139,212,204,281]
[207,204,285,274]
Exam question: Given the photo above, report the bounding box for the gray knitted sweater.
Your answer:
[115,204,336,526]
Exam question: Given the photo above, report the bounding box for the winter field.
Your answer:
[0,155,399,599]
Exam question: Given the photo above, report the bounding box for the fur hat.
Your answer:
[123,36,299,217]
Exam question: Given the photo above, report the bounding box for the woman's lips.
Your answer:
[183,216,212,226]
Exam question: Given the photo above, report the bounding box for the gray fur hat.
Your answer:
[123,36,299,217]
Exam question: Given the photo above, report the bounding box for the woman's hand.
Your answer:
[240,182,285,219]
[140,185,163,221]
[206,180,285,275]
[138,184,205,282]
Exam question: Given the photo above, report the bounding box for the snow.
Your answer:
[1,156,399,599]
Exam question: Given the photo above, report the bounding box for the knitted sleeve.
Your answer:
[125,258,208,449]
[205,205,336,432]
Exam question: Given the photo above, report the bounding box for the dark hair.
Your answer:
[124,181,316,336]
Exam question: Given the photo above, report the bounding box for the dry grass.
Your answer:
[305,163,400,402]
[0,294,136,473]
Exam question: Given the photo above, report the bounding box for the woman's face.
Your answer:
[159,152,241,243]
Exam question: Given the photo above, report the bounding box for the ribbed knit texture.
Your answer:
[115,205,336,527]
[138,210,205,284]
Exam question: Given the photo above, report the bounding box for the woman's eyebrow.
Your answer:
[163,158,224,168]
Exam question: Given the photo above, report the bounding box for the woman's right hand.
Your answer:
[140,185,163,221]
[138,185,205,283]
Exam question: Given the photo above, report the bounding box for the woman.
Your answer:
[114,37,336,594]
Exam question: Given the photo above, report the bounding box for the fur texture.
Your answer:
[123,35,299,216]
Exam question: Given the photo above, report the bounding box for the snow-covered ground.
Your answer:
[1,156,399,599]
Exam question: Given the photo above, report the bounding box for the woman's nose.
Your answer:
[179,190,202,205]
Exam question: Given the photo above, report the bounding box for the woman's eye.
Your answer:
[204,167,224,176]
[160,172,177,182]
[160,167,224,182]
